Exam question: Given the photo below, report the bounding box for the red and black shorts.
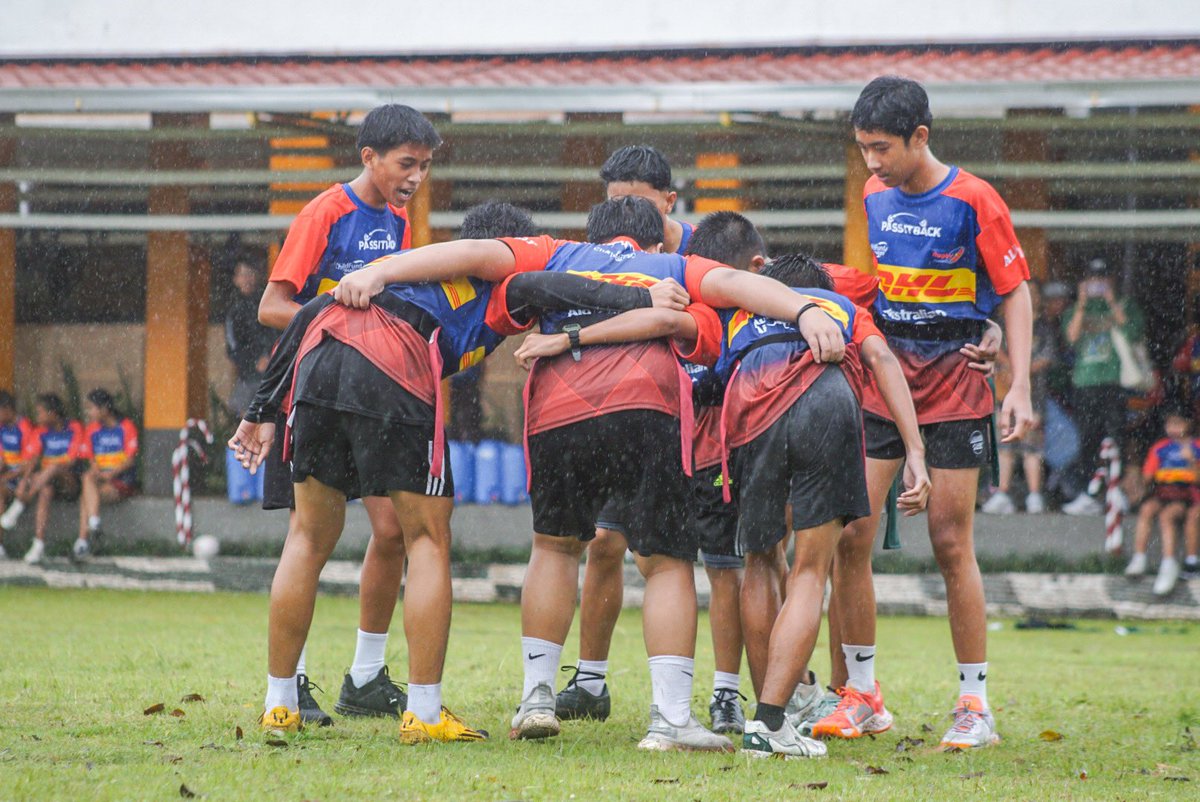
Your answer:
[528,410,693,560]
[1151,484,1200,506]
[865,413,991,470]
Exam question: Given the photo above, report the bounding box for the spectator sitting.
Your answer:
[1124,410,1197,596]
[1,394,85,563]
[75,389,139,560]
[0,390,34,559]
[225,257,275,416]
[1061,258,1145,516]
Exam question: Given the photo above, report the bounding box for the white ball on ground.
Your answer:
[192,534,220,559]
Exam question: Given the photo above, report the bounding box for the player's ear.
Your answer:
[647,242,664,254]
[360,146,377,168]
[749,255,766,274]
[910,126,930,150]
[663,190,678,214]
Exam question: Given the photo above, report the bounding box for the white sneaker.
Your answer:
[785,672,825,730]
[1024,492,1046,514]
[743,717,827,759]
[1062,493,1103,516]
[797,689,841,737]
[981,491,1016,515]
[940,695,999,750]
[637,705,733,752]
[1153,558,1180,596]
[72,538,91,561]
[509,682,560,740]
[0,499,24,530]
[24,538,45,564]
[1124,552,1148,576]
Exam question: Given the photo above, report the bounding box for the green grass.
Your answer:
[1,588,1197,801]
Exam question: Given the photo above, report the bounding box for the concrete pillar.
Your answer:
[0,113,15,391]
[1002,111,1054,282]
[142,114,210,496]
[842,141,874,273]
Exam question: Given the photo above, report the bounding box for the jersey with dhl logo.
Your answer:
[1142,438,1200,487]
[863,167,1029,424]
[499,235,725,436]
[711,287,874,451]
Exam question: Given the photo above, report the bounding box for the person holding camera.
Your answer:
[1061,258,1145,515]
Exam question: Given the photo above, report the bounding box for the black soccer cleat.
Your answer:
[334,665,408,719]
[709,688,747,735]
[554,666,611,721]
[296,674,333,727]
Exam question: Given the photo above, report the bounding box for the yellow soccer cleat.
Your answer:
[400,707,489,744]
[259,705,303,736]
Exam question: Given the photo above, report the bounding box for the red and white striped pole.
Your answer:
[1086,437,1124,554]
[172,419,213,547]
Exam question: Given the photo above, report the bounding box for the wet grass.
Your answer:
[1,587,1197,801]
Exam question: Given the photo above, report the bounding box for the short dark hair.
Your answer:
[761,253,833,290]
[459,202,539,239]
[0,390,13,410]
[86,388,117,416]
[686,211,767,271]
[585,196,664,249]
[599,145,673,191]
[851,76,933,143]
[36,393,65,419]
[357,104,442,154]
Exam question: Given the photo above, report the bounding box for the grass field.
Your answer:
[2,587,1197,801]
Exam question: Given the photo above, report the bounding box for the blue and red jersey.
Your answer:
[79,419,138,481]
[1142,438,1200,486]
[29,420,84,467]
[676,221,694,255]
[862,167,1028,423]
[1,417,33,470]
[271,183,411,304]
[497,235,723,437]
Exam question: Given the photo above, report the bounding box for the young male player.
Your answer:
[232,202,682,741]
[601,145,693,255]
[0,391,33,559]
[332,196,847,752]
[256,104,440,726]
[76,389,138,560]
[810,76,1034,749]
[554,211,768,733]
[2,394,84,563]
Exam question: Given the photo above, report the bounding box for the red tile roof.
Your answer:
[2,42,1198,91]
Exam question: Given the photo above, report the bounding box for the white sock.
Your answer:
[521,637,562,698]
[349,629,388,688]
[712,670,740,698]
[648,654,695,725]
[265,674,298,712]
[958,662,989,709]
[87,515,101,531]
[575,659,608,696]
[295,645,307,677]
[843,644,876,693]
[406,683,442,725]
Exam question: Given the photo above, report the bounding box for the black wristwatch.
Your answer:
[563,323,583,362]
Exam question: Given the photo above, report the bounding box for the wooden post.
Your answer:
[1003,111,1053,282]
[842,141,874,273]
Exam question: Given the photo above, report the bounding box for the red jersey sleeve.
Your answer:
[681,255,725,303]
[484,275,538,337]
[68,421,85,460]
[270,190,345,293]
[78,422,98,461]
[23,425,43,461]
[121,419,139,457]
[497,235,569,274]
[1143,441,1165,479]
[851,306,884,347]
[958,177,1029,295]
[826,263,880,308]
[673,303,722,367]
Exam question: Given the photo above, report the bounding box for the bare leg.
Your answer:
[758,521,842,706]
[1023,452,1044,495]
[357,496,408,635]
[830,457,901,688]
[522,534,586,645]
[928,467,986,664]
[1133,499,1161,555]
[78,470,99,539]
[705,565,743,676]
[578,527,628,661]
[388,492,453,684]
[1185,504,1200,560]
[634,554,697,658]
[1158,502,1184,562]
[995,448,1014,494]
[268,478,346,679]
[741,543,787,697]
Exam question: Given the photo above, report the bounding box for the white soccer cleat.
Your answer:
[1062,493,1102,516]
[1124,552,1148,577]
[743,717,827,759]
[784,672,826,731]
[1153,558,1180,596]
[509,682,560,740]
[0,499,24,530]
[1024,492,1046,514]
[637,705,734,752]
[23,538,45,565]
[940,696,1000,750]
[72,538,91,561]
[980,491,1016,515]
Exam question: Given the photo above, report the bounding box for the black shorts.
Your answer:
[864,412,991,469]
[528,410,692,560]
[690,465,741,568]
[290,402,452,500]
[595,499,627,535]
[262,411,294,511]
[730,367,869,555]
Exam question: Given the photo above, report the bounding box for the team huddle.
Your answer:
[230,75,1035,758]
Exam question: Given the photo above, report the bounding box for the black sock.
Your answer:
[754,703,786,731]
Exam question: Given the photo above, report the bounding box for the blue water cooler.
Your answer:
[226,447,264,504]
[448,441,476,504]
[473,439,503,505]
[500,443,528,505]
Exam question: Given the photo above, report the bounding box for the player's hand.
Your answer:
[898,453,931,515]
[797,306,845,363]
[228,420,276,474]
[999,385,1035,443]
[514,332,570,370]
[648,278,689,311]
[331,269,384,308]
[962,320,1002,375]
